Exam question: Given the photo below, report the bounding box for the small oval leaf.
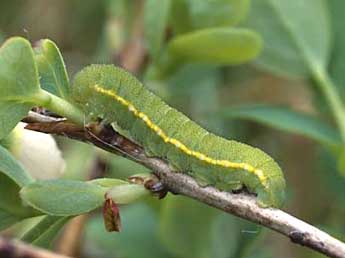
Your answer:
[168,28,262,65]
[20,179,105,216]
[0,37,40,139]
[0,144,33,187]
[0,145,37,229]
[35,39,70,99]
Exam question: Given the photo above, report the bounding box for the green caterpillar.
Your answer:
[72,65,285,207]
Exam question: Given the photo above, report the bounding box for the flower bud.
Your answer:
[10,122,65,180]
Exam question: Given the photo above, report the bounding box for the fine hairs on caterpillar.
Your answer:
[72,65,286,207]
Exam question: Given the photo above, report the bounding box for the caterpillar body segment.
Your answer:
[72,65,286,207]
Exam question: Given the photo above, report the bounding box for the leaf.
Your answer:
[168,28,262,65]
[144,0,171,61]
[0,102,32,141]
[329,0,345,102]
[0,208,22,231]
[90,178,129,188]
[316,148,345,202]
[0,173,37,218]
[217,105,340,146]
[0,129,15,149]
[170,0,250,34]
[169,0,191,34]
[246,0,331,78]
[0,144,33,187]
[0,146,37,230]
[21,215,70,248]
[185,0,250,29]
[159,195,217,258]
[20,179,105,216]
[0,37,40,139]
[159,195,261,258]
[35,39,70,99]
[211,213,262,258]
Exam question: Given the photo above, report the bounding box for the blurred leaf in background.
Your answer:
[159,195,262,258]
[217,104,341,146]
[329,0,345,102]
[246,0,330,78]
[169,0,250,33]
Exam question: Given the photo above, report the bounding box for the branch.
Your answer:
[0,236,72,258]
[23,112,345,258]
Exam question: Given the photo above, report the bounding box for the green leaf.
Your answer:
[0,102,32,141]
[246,0,330,78]
[0,38,83,127]
[159,195,261,258]
[185,0,250,29]
[329,0,345,102]
[168,28,262,65]
[144,0,171,61]
[0,146,38,230]
[35,39,70,99]
[20,179,105,216]
[316,148,345,202]
[217,105,340,146]
[159,196,217,258]
[169,0,191,34]
[90,178,129,188]
[170,0,250,34]
[0,173,37,218]
[21,215,70,248]
[0,144,33,187]
[211,213,262,258]
[0,208,22,231]
[0,37,41,139]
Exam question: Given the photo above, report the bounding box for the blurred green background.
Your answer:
[1,0,344,257]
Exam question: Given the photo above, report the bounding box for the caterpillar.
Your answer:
[72,65,286,207]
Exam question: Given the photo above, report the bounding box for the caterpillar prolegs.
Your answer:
[72,65,285,207]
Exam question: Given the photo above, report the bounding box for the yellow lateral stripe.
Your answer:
[93,85,267,187]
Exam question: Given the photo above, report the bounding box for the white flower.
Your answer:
[11,122,65,180]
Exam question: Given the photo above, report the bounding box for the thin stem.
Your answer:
[32,89,84,126]
[312,67,345,142]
